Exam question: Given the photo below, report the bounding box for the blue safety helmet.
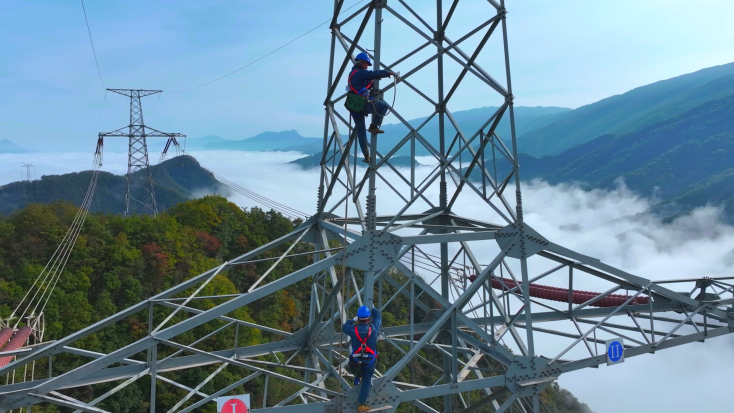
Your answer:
[355,52,372,66]
[357,305,371,319]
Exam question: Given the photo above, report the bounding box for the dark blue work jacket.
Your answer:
[348,65,392,97]
[342,308,382,356]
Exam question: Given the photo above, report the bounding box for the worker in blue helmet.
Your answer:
[342,305,382,412]
[346,52,397,163]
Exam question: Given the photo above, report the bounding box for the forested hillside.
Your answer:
[0,197,593,412]
[462,93,734,221]
[0,155,223,216]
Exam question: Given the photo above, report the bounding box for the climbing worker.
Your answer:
[342,305,382,412]
[345,52,398,163]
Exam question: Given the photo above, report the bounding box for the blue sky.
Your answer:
[3,0,734,151]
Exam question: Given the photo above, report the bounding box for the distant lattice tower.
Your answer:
[20,162,34,182]
[100,89,185,217]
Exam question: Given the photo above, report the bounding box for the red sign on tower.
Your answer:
[217,394,250,413]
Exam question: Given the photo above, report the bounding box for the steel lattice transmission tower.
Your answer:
[21,162,34,182]
[1,2,734,413]
[100,89,185,217]
[21,162,34,206]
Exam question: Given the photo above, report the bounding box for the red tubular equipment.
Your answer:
[0,326,33,367]
[0,328,14,351]
[467,275,649,308]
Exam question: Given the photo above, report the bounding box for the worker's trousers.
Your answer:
[350,99,389,157]
[349,357,376,404]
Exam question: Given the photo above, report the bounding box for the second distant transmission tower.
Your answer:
[21,162,34,182]
[99,89,185,217]
[21,162,34,205]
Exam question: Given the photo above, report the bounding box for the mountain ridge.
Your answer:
[518,61,734,156]
[509,93,734,220]
[0,155,223,216]
[203,130,320,152]
[199,106,572,155]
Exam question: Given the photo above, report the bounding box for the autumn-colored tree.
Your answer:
[0,196,590,413]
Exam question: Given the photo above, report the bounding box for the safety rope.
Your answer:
[372,73,399,118]
[337,163,349,406]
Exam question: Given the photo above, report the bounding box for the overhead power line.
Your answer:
[10,147,104,327]
[80,0,105,89]
[169,0,368,93]
[199,163,310,220]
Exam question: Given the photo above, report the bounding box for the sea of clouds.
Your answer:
[1,150,732,412]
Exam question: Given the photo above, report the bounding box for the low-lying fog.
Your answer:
[2,150,732,413]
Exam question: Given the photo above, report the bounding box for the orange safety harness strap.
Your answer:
[353,325,376,366]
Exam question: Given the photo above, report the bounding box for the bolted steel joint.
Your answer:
[372,0,388,9]
[515,189,524,222]
[496,222,549,259]
[316,185,324,212]
[505,356,559,397]
[343,230,402,272]
[366,194,377,228]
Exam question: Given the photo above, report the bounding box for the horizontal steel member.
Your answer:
[401,231,497,245]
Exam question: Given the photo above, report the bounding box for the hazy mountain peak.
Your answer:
[0,139,36,153]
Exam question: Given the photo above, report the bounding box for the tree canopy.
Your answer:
[0,196,592,412]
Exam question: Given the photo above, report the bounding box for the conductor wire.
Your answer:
[169,1,369,93]
[80,0,105,89]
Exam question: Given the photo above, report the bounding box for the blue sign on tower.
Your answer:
[606,338,625,365]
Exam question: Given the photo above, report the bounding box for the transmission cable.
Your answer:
[80,0,105,89]
[196,162,310,220]
[11,151,103,327]
[13,2,107,330]
[168,0,368,93]
[36,163,101,317]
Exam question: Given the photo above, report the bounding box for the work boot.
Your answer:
[358,405,371,413]
[367,124,384,134]
[362,152,371,163]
